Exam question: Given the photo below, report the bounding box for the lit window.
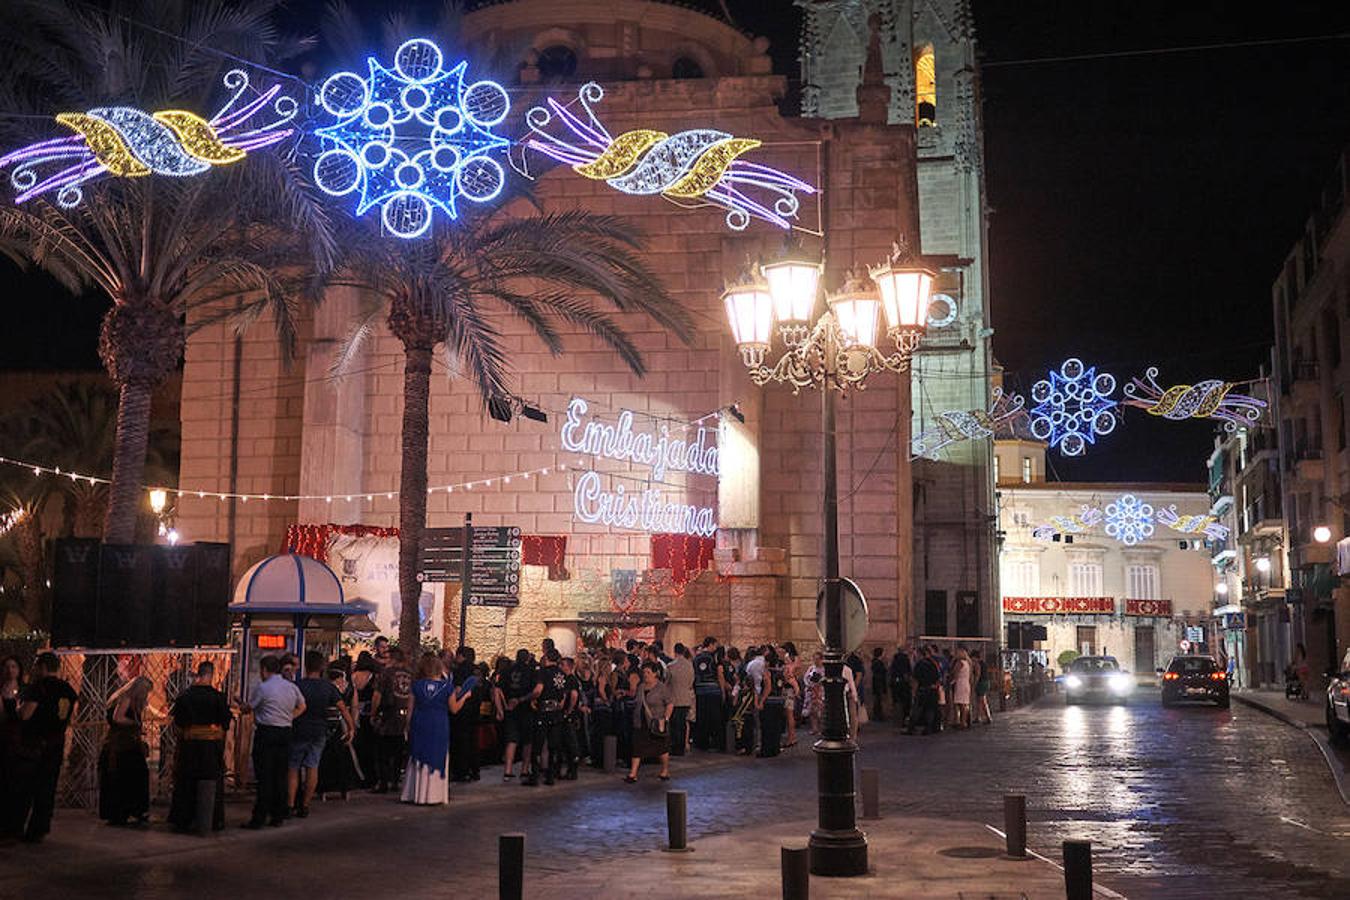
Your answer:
[992,454,1000,484]
[1021,457,1032,483]
[915,44,936,126]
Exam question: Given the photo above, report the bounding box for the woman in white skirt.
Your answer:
[402,654,472,805]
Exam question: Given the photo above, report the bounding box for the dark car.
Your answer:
[1160,655,1229,708]
[1062,656,1133,705]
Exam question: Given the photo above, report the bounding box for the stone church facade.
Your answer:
[176,0,954,655]
[801,0,997,643]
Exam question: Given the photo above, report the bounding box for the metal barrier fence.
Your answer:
[55,648,237,809]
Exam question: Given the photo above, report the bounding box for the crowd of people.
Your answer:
[0,635,997,844]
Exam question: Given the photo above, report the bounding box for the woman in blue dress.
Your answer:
[402,654,475,805]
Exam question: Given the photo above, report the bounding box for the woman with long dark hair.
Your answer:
[758,647,787,757]
[98,676,152,826]
[0,656,25,836]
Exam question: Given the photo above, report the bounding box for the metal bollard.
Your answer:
[499,833,525,900]
[860,767,880,820]
[1004,794,1026,858]
[725,720,738,753]
[782,846,810,900]
[663,790,693,852]
[1063,840,1092,900]
[602,734,617,773]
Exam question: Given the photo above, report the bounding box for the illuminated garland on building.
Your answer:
[311,38,510,239]
[1156,505,1229,541]
[1029,358,1118,457]
[1104,494,1154,546]
[526,82,815,230]
[1031,506,1102,541]
[0,69,296,208]
[0,506,27,539]
[911,387,1025,459]
[1123,367,1266,431]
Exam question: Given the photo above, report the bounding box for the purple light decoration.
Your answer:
[0,69,297,209]
[1123,367,1267,432]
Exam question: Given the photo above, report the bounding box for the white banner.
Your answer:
[327,533,443,640]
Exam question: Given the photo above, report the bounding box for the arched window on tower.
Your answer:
[672,56,705,79]
[915,44,936,126]
[537,44,578,83]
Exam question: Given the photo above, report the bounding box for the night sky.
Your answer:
[4,0,1349,485]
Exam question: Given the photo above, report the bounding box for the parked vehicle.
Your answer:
[1326,648,1350,746]
[1061,656,1133,705]
[1160,655,1229,708]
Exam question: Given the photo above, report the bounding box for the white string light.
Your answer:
[0,506,27,538]
[0,454,568,506]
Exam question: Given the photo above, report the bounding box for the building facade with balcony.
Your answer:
[995,440,1215,675]
[1271,143,1350,691]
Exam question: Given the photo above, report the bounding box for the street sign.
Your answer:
[1179,639,1191,653]
[1185,626,1205,644]
[815,577,869,654]
[419,525,522,606]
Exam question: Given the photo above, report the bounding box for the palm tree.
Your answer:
[0,0,335,543]
[336,211,695,652]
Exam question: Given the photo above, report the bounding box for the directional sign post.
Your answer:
[420,517,522,647]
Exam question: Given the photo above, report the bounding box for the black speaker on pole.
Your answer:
[99,544,154,648]
[192,542,232,646]
[51,538,101,648]
[151,545,195,647]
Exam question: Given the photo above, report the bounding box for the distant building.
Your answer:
[801,0,997,644]
[995,439,1215,674]
[1270,143,1350,691]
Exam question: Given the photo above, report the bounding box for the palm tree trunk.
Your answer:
[15,512,46,629]
[103,380,152,544]
[397,344,433,654]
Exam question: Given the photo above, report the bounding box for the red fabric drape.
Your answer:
[282,523,399,563]
[521,535,568,580]
[650,533,715,587]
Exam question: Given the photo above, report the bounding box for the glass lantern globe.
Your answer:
[723,282,774,367]
[869,257,935,336]
[826,283,881,349]
[761,256,821,329]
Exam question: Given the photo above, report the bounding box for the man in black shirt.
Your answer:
[558,657,582,780]
[911,645,941,735]
[523,649,566,786]
[502,648,535,780]
[691,637,723,751]
[889,643,914,727]
[168,661,233,834]
[14,652,77,843]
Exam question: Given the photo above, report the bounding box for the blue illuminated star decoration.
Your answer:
[1104,494,1155,546]
[1029,358,1119,457]
[311,38,510,239]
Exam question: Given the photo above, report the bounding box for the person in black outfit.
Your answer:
[869,648,888,722]
[557,657,583,779]
[450,648,482,783]
[889,644,913,727]
[522,649,567,786]
[911,645,941,735]
[168,661,232,834]
[501,649,535,780]
[13,653,78,843]
[758,648,787,757]
[691,637,724,751]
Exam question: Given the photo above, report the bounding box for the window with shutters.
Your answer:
[1126,564,1159,600]
[1005,558,1039,596]
[1069,562,1103,596]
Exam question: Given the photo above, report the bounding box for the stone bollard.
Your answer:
[499,833,525,900]
[860,767,880,820]
[663,790,692,852]
[1063,840,1092,900]
[781,846,810,900]
[1004,794,1026,858]
[725,720,738,753]
[602,734,617,773]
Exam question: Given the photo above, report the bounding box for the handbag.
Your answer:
[638,688,668,737]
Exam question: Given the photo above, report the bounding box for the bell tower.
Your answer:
[800,0,996,644]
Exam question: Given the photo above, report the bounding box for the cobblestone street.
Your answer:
[5,692,1350,898]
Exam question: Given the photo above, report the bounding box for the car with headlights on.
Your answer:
[1160,655,1229,708]
[1062,656,1133,705]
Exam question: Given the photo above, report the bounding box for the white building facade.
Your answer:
[996,443,1218,674]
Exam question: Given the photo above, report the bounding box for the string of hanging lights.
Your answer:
[0,506,27,538]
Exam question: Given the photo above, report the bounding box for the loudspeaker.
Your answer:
[151,546,195,647]
[51,538,101,648]
[192,542,231,646]
[99,544,153,647]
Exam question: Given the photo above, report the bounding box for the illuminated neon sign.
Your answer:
[561,398,718,537]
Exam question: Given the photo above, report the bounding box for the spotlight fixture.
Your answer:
[727,402,746,424]
[521,403,548,423]
[488,396,513,423]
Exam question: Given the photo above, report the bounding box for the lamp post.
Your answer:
[724,241,932,877]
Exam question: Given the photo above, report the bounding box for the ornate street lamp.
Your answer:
[725,240,932,877]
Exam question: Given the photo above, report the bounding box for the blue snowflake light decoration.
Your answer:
[1029,358,1118,456]
[312,39,510,239]
[1104,494,1154,546]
